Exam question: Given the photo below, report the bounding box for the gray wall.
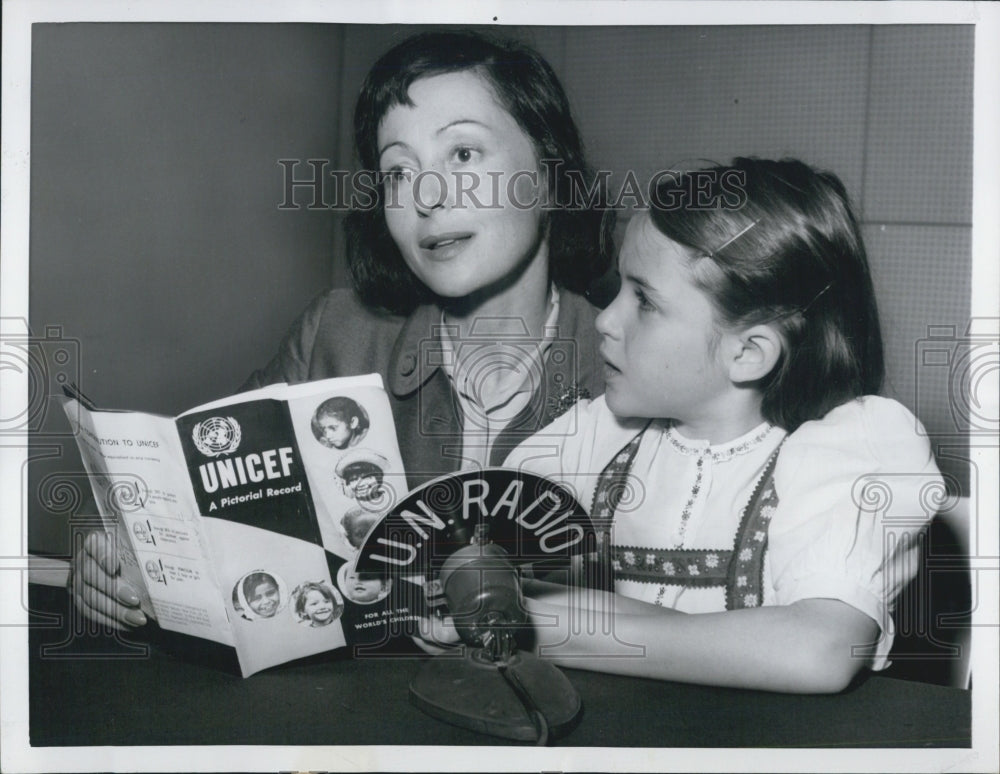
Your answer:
[27,23,973,556]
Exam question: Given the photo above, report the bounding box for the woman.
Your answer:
[71,29,615,630]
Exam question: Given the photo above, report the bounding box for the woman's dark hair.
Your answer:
[648,157,884,432]
[346,30,614,314]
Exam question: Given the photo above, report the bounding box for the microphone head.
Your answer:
[439,542,526,648]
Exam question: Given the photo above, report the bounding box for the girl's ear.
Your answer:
[350,417,359,430]
[726,324,784,384]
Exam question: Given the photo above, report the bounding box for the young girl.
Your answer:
[311,396,370,450]
[239,571,282,620]
[506,158,942,693]
[293,581,343,627]
[73,29,613,630]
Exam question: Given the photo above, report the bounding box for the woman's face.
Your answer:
[303,589,335,623]
[377,71,548,301]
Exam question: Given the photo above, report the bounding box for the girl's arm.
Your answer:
[522,582,878,694]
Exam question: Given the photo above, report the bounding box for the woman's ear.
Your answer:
[726,324,784,384]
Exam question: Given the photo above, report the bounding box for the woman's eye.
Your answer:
[382,167,412,185]
[452,146,478,164]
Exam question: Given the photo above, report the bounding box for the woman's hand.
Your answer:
[69,531,148,629]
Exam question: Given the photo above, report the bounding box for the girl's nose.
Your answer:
[595,296,620,339]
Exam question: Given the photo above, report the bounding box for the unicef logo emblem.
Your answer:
[192,416,242,457]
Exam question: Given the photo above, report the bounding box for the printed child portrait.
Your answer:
[334,449,391,510]
[292,581,344,627]
[337,560,392,605]
[232,570,286,620]
[340,506,381,552]
[310,396,370,450]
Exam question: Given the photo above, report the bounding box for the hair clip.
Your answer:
[801,282,832,314]
[708,219,759,258]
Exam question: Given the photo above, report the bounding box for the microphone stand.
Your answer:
[408,532,581,743]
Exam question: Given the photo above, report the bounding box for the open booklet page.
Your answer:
[63,374,425,676]
[65,403,235,645]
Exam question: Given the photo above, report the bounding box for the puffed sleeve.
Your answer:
[766,396,943,670]
[503,396,643,509]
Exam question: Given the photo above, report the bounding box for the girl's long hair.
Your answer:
[649,157,884,431]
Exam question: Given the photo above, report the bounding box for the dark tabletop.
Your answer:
[27,584,970,749]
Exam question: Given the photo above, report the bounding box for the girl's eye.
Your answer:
[634,288,655,312]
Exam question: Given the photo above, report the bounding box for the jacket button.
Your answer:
[400,353,417,377]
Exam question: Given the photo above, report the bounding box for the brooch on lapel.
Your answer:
[547,383,591,419]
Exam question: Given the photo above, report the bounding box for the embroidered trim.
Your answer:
[613,547,731,587]
[583,426,648,590]
[665,423,775,464]
[724,440,785,610]
[674,452,705,547]
[587,424,784,611]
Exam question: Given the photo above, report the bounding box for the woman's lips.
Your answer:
[418,232,473,254]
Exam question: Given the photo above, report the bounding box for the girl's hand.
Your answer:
[410,614,461,655]
[69,531,148,630]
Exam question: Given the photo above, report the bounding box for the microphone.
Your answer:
[439,526,526,661]
[409,525,581,743]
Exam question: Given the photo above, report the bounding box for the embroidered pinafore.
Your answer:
[585,425,784,610]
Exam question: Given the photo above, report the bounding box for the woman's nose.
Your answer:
[413,169,449,217]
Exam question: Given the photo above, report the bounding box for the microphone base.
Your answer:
[409,648,581,742]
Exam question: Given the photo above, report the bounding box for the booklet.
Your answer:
[61,374,426,677]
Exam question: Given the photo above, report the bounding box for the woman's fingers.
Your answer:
[71,584,146,630]
[78,550,140,606]
[83,530,118,575]
[71,532,146,628]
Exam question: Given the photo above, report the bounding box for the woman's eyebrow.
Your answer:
[379,120,490,158]
[435,118,489,135]
[377,140,411,159]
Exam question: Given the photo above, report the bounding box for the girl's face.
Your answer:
[596,215,735,437]
[377,71,548,300]
[303,589,335,623]
[248,580,280,617]
[318,414,355,449]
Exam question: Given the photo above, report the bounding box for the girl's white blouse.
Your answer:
[504,395,943,670]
